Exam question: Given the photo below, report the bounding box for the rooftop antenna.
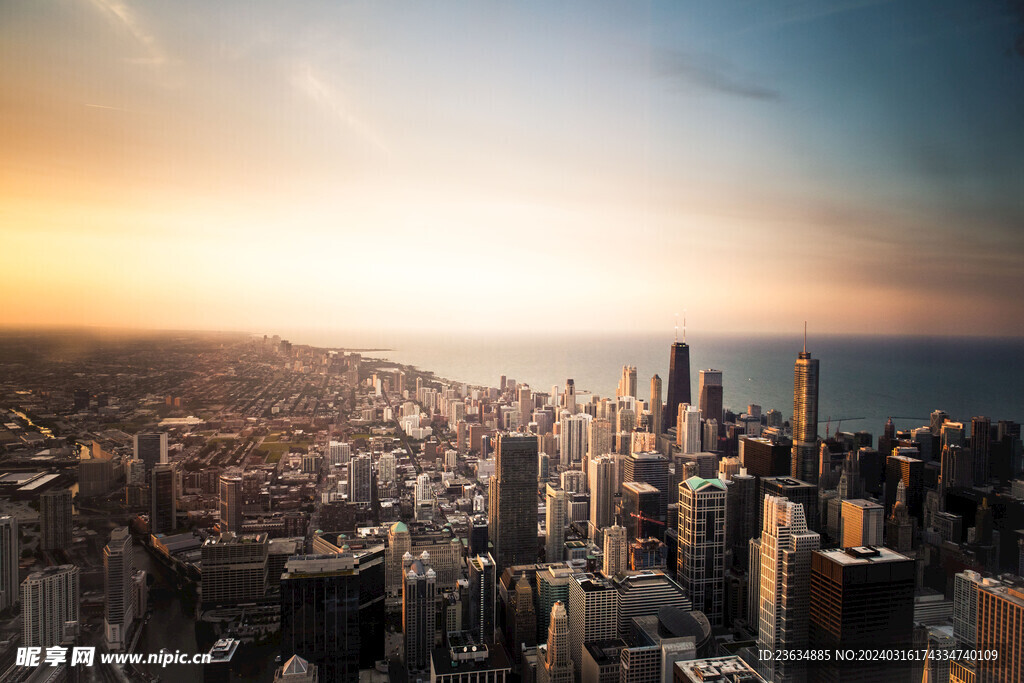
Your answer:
[674,314,679,343]
[803,321,807,354]
[683,310,687,343]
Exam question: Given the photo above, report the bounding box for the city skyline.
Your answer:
[3,1,1024,336]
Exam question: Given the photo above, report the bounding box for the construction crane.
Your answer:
[629,512,665,527]
[824,416,866,438]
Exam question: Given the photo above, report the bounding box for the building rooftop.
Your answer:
[819,546,911,566]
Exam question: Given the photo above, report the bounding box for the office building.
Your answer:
[468,554,496,644]
[622,482,662,543]
[21,564,80,647]
[589,455,616,536]
[431,633,511,682]
[698,369,723,426]
[403,552,437,674]
[603,525,627,577]
[104,527,135,650]
[617,365,637,399]
[589,417,614,460]
[150,463,176,535]
[537,601,574,683]
[674,657,768,683]
[280,549,385,682]
[808,547,915,683]
[953,570,993,647]
[613,570,691,640]
[677,477,727,627]
[756,495,820,683]
[759,477,819,534]
[40,488,73,551]
[0,516,19,612]
[490,434,539,571]
[740,435,793,478]
[619,645,661,683]
[885,453,924,521]
[792,337,820,483]
[201,532,269,606]
[328,440,351,465]
[348,455,372,504]
[650,375,663,439]
[219,474,243,534]
[624,451,670,519]
[580,639,625,683]
[975,578,1023,683]
[665,339,691,435]
[676,404,702,455]
[840,499,883,548]
[134,432,168,476]
[545,485,567,563]
[560,413,591,466]
[568,573,617,677]
[970,416,992,486]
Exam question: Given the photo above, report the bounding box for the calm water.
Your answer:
[281,330,1024,436]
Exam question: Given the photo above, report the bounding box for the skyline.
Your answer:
[3,1,1024,336]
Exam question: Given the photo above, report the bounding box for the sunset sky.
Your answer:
[2,1,1023,338]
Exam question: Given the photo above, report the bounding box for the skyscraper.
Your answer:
[840,499,884,548]
[970,415,992,486]
[808,547,915,683]
[567,573,617,677]
[650,375,663,438]
[468,553,496,644]
[545,485,567,563]
[403,551,436,674]
[133,431,168,476]
[490,434,539,571]
[104,527,135,650]
[588,455,616,537]
[756,496,821,683]
[348,455,372,504]
[698,369,724,426]
[621,482,662,542]
[975,579,1024,683]
[0,516,19,613]
[559,412,591,466]
[678,476,728,627]
[624,451,670,520]
[22,564,80,647]
[665,339,691,435]
[40,488,73,550]
[280,549,385,682]
[588,417,613,460]
[219,474,243,534]
[677,403,702,454]
[792,333,820,483]
[617,365,637,399]
[603,525,627,577]
[537,601,573,683]
[150,463,176,535]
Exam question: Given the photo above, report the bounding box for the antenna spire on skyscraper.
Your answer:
[674,313,678,342]
[803,321,807,354]
[683,311,687,343]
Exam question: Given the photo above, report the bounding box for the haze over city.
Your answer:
[3,1,1023,337]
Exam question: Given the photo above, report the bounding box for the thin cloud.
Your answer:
[654,49,781,101]
[87,0,168,67]
[292,65,390,155]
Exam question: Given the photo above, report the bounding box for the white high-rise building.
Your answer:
[328,441,351,465]
[559,412,591,466]
[756,495,821,682]
[545,485,567,563]
[678,476,728,627]
[678,404,702,454]
[0,516,18,613]
[588,418,613,459]
[104,527,136,650]
[378,452,396,484]
[22,564,80,647]
[588,455,616,537]
[403,552,436,674]
[415,473,431,507]
[602,525,627,577]
[568,573,617,677]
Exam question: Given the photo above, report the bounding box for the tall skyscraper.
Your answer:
[650,375,663,438]
[624,451,670,520]
[22,564,80,647]
[567,573,617,677]
[559,413,591,466]
[348,455,372,504]
[545,485,567,563]
[792,333,820,483]
[280,549,385,682]
[403,551,436,674]
[678,476,728,627]
[40,488,73,550]
[698,369,724,426]
[104,527,136,650]
[621,482,662,542]
[617,365,637,399]
[975,579,1024,683]
[468,553,496,644]
[219,474,243,533]
[756,495,821,683]
[588,417,613,460]
[133,432,168,476]
[562,379,576,414]
[808,547,915,683]
[677,403,702,454]
[150,463,176,535]
[588,455,616,537]
[665,338,691,435]
[0,516,19,613]
[490,434,539,571]
[840,499,884,548]
[603,525,627,577]
[970,415,992,486]
[537,601,573,683]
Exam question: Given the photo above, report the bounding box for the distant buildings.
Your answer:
[0,516,18,612]
[219,474,243,533]
[150,463,177,535]
[104,527,136,650]
[134,431,168,476]
[40,487,73,550]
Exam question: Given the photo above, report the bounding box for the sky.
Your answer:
[2,0,1023,339]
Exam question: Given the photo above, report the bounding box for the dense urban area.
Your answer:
[0,329,1021,683]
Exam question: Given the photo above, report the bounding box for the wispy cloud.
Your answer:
[733,0,897,36]
[87,0,169,67]
[291,65,390,155]
[654,49,781,101]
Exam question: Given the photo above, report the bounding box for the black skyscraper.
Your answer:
[665,341,691,434]
[489,434,539,572]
